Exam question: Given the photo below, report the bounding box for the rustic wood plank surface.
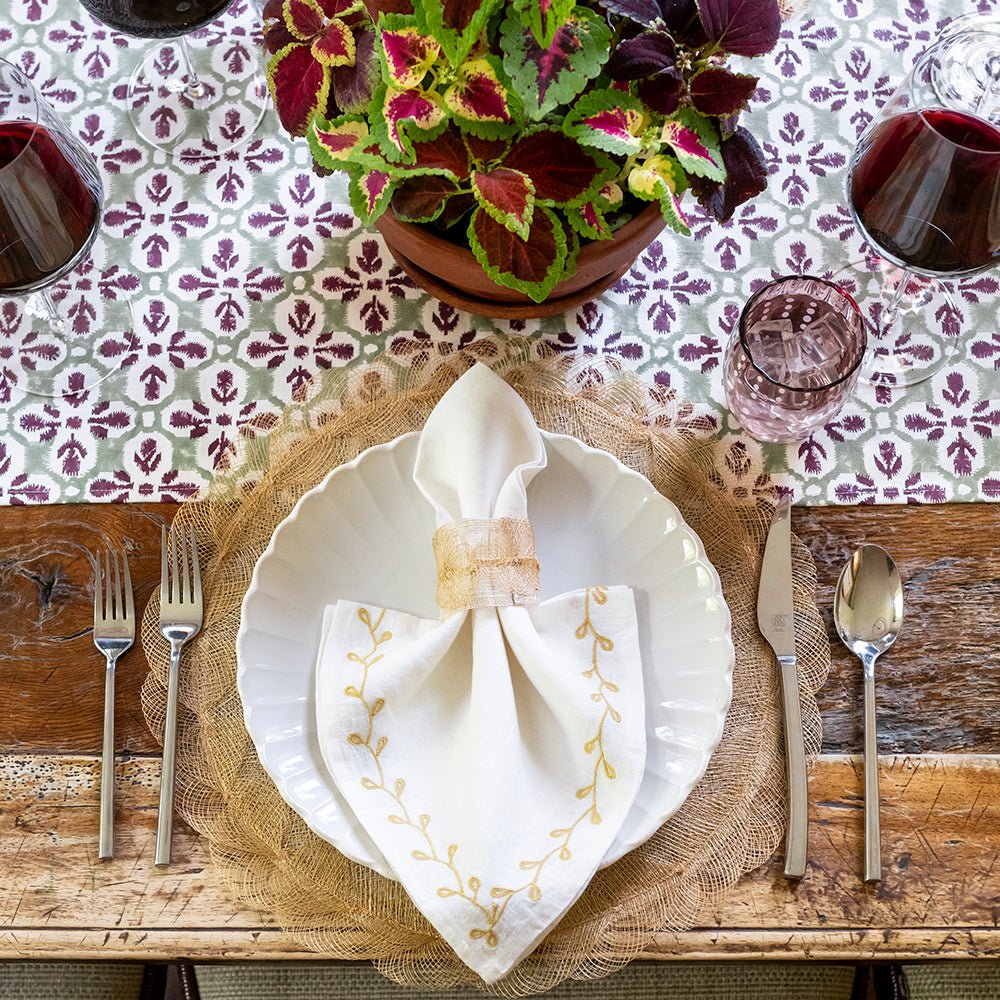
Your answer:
[1,502,998,961]
[0,754,996,961]
[2,503,999,755]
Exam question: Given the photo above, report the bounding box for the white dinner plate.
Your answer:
[237,431,734,878]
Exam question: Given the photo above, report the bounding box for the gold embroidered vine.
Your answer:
[343,590,622,950]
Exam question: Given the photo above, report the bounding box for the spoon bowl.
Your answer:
[834,544,904,674]
[833,544,904,884]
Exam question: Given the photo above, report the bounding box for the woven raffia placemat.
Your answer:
[140,340,830,996]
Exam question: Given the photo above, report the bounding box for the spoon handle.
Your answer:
[863,671,881,882]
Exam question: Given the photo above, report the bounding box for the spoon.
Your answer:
[833,545,904,883]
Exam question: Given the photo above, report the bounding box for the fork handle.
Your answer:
[99,655,118,861]
[155,641,183,867]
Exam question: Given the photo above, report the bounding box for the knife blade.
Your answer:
[757,495,807,879]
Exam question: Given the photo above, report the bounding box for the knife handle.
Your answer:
[779,656,808,879]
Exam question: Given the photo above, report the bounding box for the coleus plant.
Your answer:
[263,0,780,302]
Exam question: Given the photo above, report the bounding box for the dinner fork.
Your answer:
[156,524,202,867]
[93,549,134,861]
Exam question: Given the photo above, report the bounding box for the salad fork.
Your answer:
[93,549,135,861]
[156,524,203,867]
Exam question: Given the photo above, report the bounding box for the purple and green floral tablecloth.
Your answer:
[0,0,997,505]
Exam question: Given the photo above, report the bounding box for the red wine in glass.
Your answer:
[849,108,1000,276]
[77,0,234,38]
[0,122,101,294]
[840,24,1000,386]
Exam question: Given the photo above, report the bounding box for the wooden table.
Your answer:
[1,502,998,962]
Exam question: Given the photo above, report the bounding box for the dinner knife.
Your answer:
[756,496,808,879]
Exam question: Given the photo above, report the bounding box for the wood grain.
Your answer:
[2,503,999,755]
[0,753,996,961]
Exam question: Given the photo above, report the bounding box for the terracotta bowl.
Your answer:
[374,204,667,320]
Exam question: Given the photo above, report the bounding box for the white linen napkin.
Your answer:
[315,364,646,983]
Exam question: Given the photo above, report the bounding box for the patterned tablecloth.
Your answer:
[0,0,997,505]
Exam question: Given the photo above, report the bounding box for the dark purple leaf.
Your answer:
[695,0,780,55]
[689,66,758,116]
[638,69,681,114]
[606,30,676,80]
[691,126,768,222]
[600,0,662,22]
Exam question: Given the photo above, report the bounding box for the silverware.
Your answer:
[93,549,135,861]
[156,524,203,867]
[834,545,904,883]
[757,496,808,879]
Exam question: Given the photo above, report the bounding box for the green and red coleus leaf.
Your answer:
[468,203,568,302]
[378,15,441,88]
[513,0,575,48]
[406,126,473,178]
[444,56,520,135]
[309,114,369,168]
[268,42,330,136]
[689,66,758,116]
[659,110,724,181]
[332,25,380,112]
[348,165,396,221]
[311,17,355,66]
[500,5,611,121]
[472,166,535,239]
[316,0,366,16]
[414,0,504,66]
[283,0,326,40]
[372,84,448,161]
[392,174,462,222]
[628,153,690,234]
[566,179,622,240]
[695,0,780,56]
[504,129,609,205]
[564,89,646,157]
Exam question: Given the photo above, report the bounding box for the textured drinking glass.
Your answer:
[724,276,868,444]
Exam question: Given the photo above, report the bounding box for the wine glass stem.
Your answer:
[179,37,207,102]
[881,268,911,330]
[39,289,66,335]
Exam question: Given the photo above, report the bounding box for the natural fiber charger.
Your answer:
[140,342,829,995]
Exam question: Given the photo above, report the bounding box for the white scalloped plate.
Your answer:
[237,432,733,878]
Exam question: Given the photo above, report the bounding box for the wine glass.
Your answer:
[78,0,268,157]
[840,23,1000,387]
[0,59,136,399]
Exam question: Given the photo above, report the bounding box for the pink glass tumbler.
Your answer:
[723,275,868,444]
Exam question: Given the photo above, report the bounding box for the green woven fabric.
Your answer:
[0,962,143,1000]
[195,961,856,1000]
[903,963,1000,1000]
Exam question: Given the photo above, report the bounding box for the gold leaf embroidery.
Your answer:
[345,588,623,949]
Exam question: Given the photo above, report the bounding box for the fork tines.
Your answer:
[160,524,201,610]
[94,549,134,633]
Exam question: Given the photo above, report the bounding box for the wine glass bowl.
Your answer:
[843,22,1000,386]
[78,0,268,157]
[0,59,135,399]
